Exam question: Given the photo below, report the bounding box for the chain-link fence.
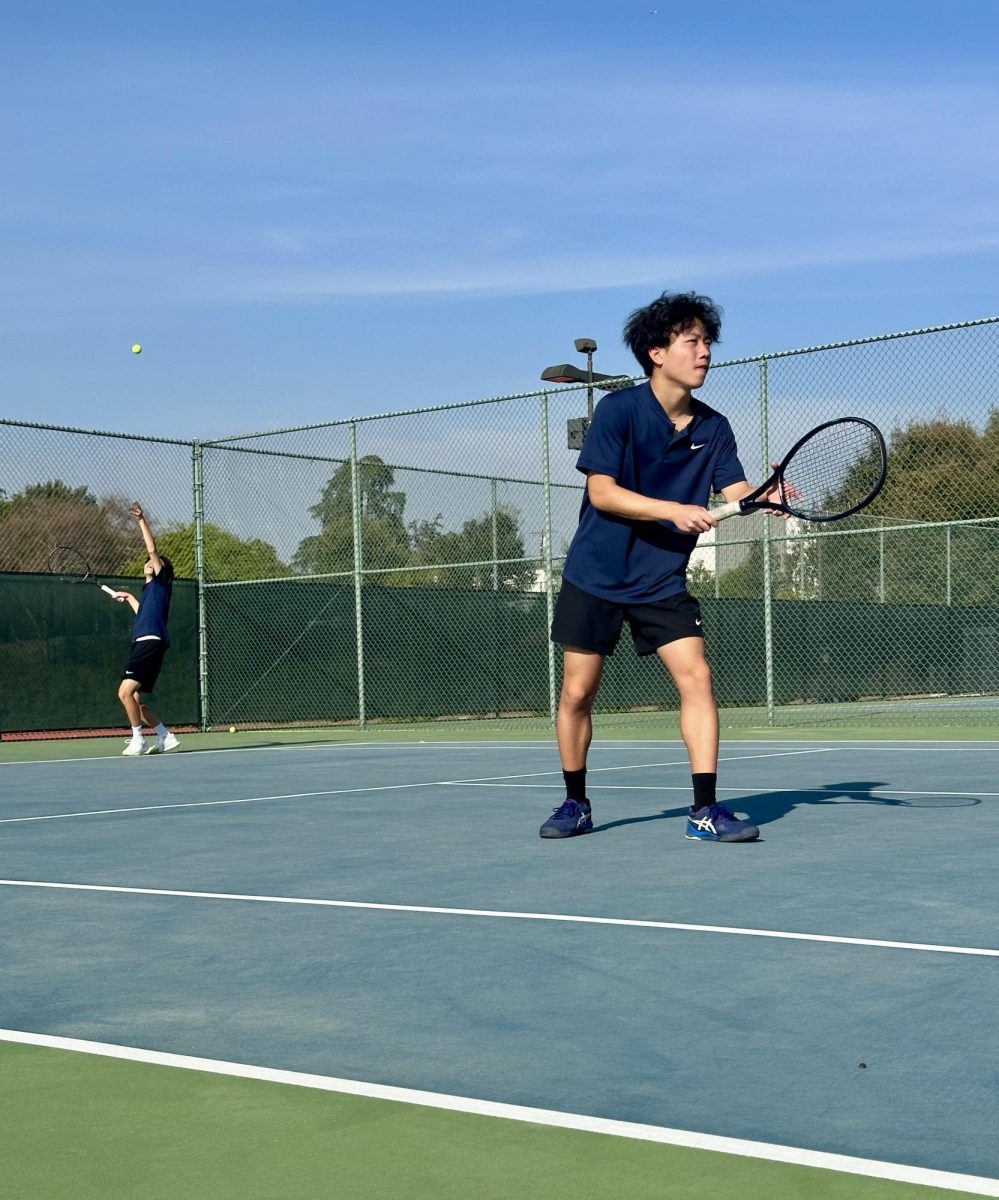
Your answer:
[3,315,998,736]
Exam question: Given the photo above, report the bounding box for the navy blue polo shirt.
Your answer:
[562,382,746,602]
[132,569,173,646]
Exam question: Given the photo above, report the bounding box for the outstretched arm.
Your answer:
[131,500,163,574]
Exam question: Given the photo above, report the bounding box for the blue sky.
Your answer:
[2,0,997,439]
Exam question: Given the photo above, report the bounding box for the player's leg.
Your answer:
[657,635,758,842]
[543,581,622,839]
[557,648,604,771]
[656,635,718,772]
[541,649,604,838]
[138,701,179,753]
[117,678,147,755]
[630,593,758,843]
[134,644,178,753]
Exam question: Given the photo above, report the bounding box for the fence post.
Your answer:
[759,358,776,726]
[490,478,499,591]
[541,392,557,726]
[879,530,885,602]
[349,423,367,728]
[945,526,952,606]
[192,439,209,732]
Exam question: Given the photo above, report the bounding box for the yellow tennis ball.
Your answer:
[228,725,237,734]
[131,344,142,354]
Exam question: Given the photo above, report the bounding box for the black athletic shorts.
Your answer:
[551,578,704,657]
[122,638,167,693]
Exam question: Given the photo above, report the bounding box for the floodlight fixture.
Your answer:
[540,336,632,449]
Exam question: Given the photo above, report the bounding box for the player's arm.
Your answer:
[131,500,164,574]
[112,591,140,612]
[586,474,717,534]
[721,471,790,511]
[720,480,754,503]
[714,423,784,509]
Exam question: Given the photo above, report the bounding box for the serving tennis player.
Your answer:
[111,501,181,756]
[542,291,780,843]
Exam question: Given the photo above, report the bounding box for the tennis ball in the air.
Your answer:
[228,725,237,734]
[131,344,142,354]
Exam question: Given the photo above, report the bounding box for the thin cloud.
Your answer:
[190,233,999,302]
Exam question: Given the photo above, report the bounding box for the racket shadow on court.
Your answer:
[590,780,980,835]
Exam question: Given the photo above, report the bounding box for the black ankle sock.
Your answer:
[563,768,588,805]
[691,772,717,812]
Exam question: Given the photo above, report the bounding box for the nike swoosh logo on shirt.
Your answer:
[691,443,707,450]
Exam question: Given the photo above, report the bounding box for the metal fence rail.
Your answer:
[2,314,998,735]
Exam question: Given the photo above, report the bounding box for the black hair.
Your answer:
[622,291,723,376]
[148,555,174,580]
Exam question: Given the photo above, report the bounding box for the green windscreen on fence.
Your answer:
[3,571,997,732]
[200,579,999,728]
[203,580,552,725]
[0,573,200,735]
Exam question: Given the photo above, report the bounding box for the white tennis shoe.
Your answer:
[140,732,179,755]
[122,736,147,756]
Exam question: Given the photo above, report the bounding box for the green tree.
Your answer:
[0,481,135,574]
[308,457,406,528]
[121,523,289,581]
[293,457,411,576]
[819,413,999,604]
[399,506,535,589]
[715,414,999,606]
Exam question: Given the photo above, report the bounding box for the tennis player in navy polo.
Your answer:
[542,292,779,843]
[111,500,181,757]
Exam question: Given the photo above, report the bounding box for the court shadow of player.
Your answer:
[734,779,981,827]
[591,780,980,835]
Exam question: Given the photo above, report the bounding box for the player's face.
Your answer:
[143,559,154,581]
[648,320,713,390]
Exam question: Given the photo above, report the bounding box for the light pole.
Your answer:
[540,338,631,449]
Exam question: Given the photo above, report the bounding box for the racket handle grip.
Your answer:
[100,584,117,596]
[712,499,744,522]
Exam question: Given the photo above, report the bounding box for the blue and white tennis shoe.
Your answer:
[540,799,593,839]
[685,804,759,842]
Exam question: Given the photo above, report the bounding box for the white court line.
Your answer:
[0,748,839,825]
[0,782,459,825]
[0,1031,995,1196]
[451,783,999,798]
[2,879,997,959]
[2,738,996,768]
[0,739,716,769]
[0,740,530,768]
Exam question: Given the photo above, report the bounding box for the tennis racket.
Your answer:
[713,417,887,523]
[47,546,117,596]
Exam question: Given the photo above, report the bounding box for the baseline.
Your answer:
[1,1029,995,1196]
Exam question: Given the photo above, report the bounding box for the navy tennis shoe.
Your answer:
[685,804,759,842]
[540,798,593,839]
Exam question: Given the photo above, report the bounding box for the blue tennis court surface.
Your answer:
[2,737,997,1188]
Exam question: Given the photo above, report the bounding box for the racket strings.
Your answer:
[48,546,91,581]
[780,423,885,520]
